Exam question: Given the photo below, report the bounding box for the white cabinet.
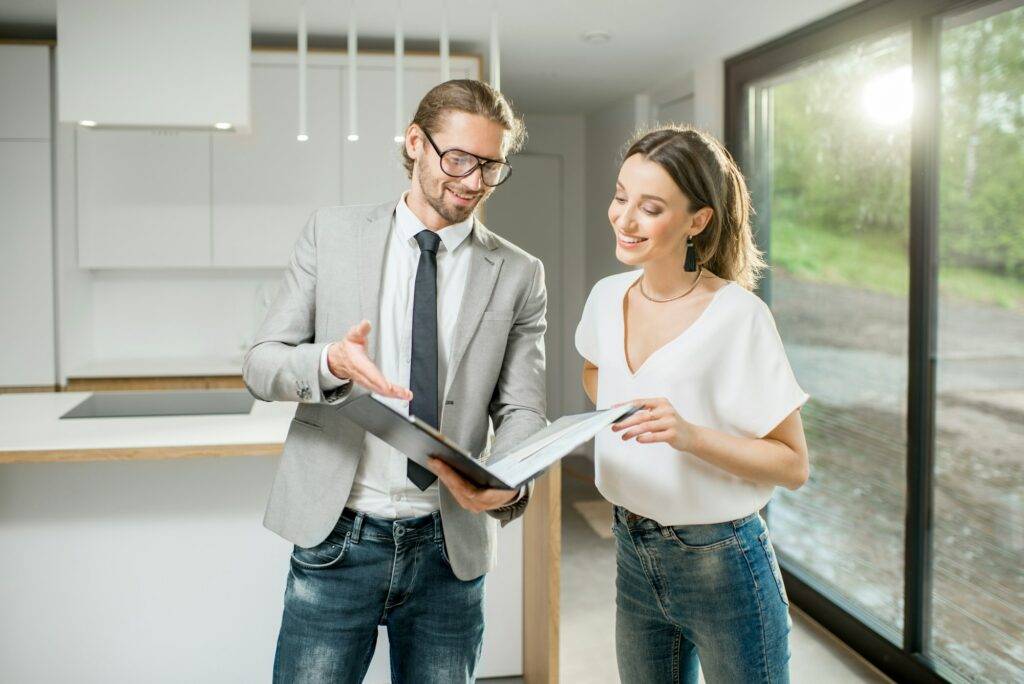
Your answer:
[0,141,55,386]
[76,129,212,268]
[0,45,51,140]
[74,52,478,269]
[211,63,342,267]
[0,44,54,387]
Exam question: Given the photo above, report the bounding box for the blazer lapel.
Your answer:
[445,222,503,398]
[357,201,397,361]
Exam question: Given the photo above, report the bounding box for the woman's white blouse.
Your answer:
[575,271,809,526]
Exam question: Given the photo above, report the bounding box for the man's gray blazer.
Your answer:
[243,199,548,580]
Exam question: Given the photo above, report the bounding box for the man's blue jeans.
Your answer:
[613,506,792,683]
[272,508,485,684]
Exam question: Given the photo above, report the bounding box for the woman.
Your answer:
[575,125,810,683]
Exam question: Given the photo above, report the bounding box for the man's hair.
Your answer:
[401,79,526,178]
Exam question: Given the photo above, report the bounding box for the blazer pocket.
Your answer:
[482,309,514,322]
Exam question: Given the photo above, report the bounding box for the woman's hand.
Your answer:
[611,397,698,452]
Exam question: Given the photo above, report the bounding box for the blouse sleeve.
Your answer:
[724,300,809,439]
[574,282,601,364]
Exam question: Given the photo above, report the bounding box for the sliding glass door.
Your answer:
[728,1,1023,680]
[747,29,913,638]
[933,3,1024,681]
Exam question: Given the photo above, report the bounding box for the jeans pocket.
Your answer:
[668,525,737,552]
[291,531,351,570]
[435,537,453,569]
[758,530,789,606]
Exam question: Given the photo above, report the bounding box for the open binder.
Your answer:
[339,394,638,489]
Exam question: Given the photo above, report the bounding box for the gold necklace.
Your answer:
[638,266,704,303]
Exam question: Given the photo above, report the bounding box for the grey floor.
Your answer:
[556,456,890,684]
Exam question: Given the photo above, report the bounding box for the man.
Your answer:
[243,79,547,683]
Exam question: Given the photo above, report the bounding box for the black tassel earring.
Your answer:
[684,236,697,272]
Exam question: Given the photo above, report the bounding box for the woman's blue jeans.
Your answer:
[613,505,792,683]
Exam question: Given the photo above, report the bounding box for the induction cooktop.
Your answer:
[60,390,255,419]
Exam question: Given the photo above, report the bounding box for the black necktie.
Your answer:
[408,229,442,489]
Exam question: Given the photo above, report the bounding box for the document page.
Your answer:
[487,406,633,486]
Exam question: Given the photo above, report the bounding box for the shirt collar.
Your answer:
[395,193,474,254]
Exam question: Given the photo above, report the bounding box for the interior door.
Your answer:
[485,153,564,419]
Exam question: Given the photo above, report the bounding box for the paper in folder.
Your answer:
[339,394,639,489]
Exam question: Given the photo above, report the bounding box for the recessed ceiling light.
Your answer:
[296,133,309,142]
[581,30,611,44]
[393,135,404,143]
[79,120,98,127]
[348,134,360,142]
[214,122,232,130]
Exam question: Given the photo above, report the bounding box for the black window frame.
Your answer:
[724,1,1000,682]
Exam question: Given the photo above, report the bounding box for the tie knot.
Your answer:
[414,230,442,255]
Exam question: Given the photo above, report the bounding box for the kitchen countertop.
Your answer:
[67,356,244,378]
[0,391,295,464]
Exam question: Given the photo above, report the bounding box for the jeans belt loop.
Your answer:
[351,511,365,544]
[432,510,443,543]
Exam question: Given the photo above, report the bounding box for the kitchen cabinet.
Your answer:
[210,62,342,268]
[0,44,50,140]
[0,140,55,386]
[0,44,54,388]
[74,51,479,269]
[76,128,212,268]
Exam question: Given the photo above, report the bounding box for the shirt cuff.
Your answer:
[319,343,350,391]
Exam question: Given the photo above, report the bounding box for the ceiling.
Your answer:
[0,0,855,113]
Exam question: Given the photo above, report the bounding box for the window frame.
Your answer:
[724,1,997,681]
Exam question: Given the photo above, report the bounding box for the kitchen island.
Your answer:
[0,390,289,463]
[0,390,551,682]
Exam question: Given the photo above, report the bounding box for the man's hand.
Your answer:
[427,458,518,513]
[327,320,413,401]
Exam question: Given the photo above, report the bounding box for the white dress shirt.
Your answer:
[318,196,473,518]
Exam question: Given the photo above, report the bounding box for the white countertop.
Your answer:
[67,356,244,378]
[0,392,296,459]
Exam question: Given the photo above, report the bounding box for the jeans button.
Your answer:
[395,525,405,537]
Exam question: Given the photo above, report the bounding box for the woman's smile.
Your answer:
[616,232,649,249]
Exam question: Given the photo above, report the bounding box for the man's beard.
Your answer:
[418,169,480,224]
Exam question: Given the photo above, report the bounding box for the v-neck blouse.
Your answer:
[575,270,809,526]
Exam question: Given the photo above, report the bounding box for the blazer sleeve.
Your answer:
[242,209,353,405]
[486,257,549,525]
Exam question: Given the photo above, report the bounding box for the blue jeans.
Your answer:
[273,508,485,684]
[613,506,791,683]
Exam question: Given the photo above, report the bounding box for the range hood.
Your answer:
[56,0,251,132]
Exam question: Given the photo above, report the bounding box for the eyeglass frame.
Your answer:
[419,127,513,187]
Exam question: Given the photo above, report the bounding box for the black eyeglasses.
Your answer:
[421,129,513,187]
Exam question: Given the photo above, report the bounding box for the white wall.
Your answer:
[518,113,588,416]
[692,59,726,138]
[88,269,281,365]
[583,96,643,291]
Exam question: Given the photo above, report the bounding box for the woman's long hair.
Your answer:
[623,125,766,291]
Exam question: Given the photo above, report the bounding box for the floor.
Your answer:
[556,456,890,684]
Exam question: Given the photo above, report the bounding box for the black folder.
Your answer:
[339,394,638,489]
